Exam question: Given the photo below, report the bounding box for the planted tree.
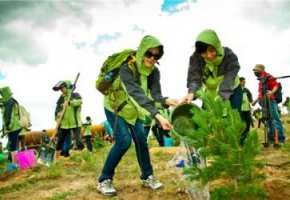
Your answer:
[173,95,267,200]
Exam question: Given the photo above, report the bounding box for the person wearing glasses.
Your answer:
[97,35,178,196]
[183,29,242,112]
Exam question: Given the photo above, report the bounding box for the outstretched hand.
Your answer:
[182,93,194,103]
[155,113,173,130]
[165,98,179,106]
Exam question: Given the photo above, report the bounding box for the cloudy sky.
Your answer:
[0,0,290,132]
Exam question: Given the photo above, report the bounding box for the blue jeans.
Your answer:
[267,100,285,142]
[61,129,72,157]
[56,128,72,157]
[98,108,153,182]
[8,129,21,151]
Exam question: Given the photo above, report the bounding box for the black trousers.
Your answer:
[85,135,93,152]
[240,110,252,144]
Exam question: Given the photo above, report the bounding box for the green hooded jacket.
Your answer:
[104,35,168,125]
[83,119,92,136]
[55,80,82,129]
[187,29,240,100]
[0,86,21,133]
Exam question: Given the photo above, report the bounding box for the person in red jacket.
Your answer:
[252,64,285,144]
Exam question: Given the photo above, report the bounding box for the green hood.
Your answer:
[0,86,13,103]
[196,29,224,57]
[63,80,71,88]
[135,35,163,76]
[63,80,72,95]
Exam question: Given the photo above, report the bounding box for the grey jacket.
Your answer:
[187,47,240,100]
[120,63,168,117]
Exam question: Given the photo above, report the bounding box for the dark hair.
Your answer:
[195,41,209,54]
[158,45,164,58]
[239,77,245,81]
[86,116,91,121]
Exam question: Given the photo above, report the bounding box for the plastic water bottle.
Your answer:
[104,71,113,82]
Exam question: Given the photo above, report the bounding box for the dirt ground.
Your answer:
[0,147,190,200]
[1,118,290,200]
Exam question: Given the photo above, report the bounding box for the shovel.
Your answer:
[37,133,56,166]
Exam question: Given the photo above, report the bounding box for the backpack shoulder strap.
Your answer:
[128,55,137,78]
[12,98,18,105]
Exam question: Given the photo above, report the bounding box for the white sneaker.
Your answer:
[97,179,117,196]
[142,175,163,190]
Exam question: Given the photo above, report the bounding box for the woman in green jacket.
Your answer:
[97,35,178,196]
[183,29,242,111]
[0,86,21,172]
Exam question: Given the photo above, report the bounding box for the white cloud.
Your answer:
[1,0,290,132]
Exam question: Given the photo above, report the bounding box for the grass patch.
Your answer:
[44,191,77,200]
[281,143,290,153]
[0,179,36,195]
[40,163,66,179]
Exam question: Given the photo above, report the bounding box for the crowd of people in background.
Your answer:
[0,29,289,197]
[0,81,115,171]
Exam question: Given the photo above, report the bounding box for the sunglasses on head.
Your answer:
[144,51,162,60]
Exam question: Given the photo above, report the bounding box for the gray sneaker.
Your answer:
[97,179,117,196]
[142,175,163,190]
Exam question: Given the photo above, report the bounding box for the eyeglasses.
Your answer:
[144,51,162,60]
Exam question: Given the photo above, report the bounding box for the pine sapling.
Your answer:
[173,95,267,200]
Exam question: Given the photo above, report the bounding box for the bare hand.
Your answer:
[57,112,62,118]
[155,114,173,130]
[165,98,179,106]
[252,98,258,106]
[63,101,69,108]
[267,90,274,98]
[182,93,194,103]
